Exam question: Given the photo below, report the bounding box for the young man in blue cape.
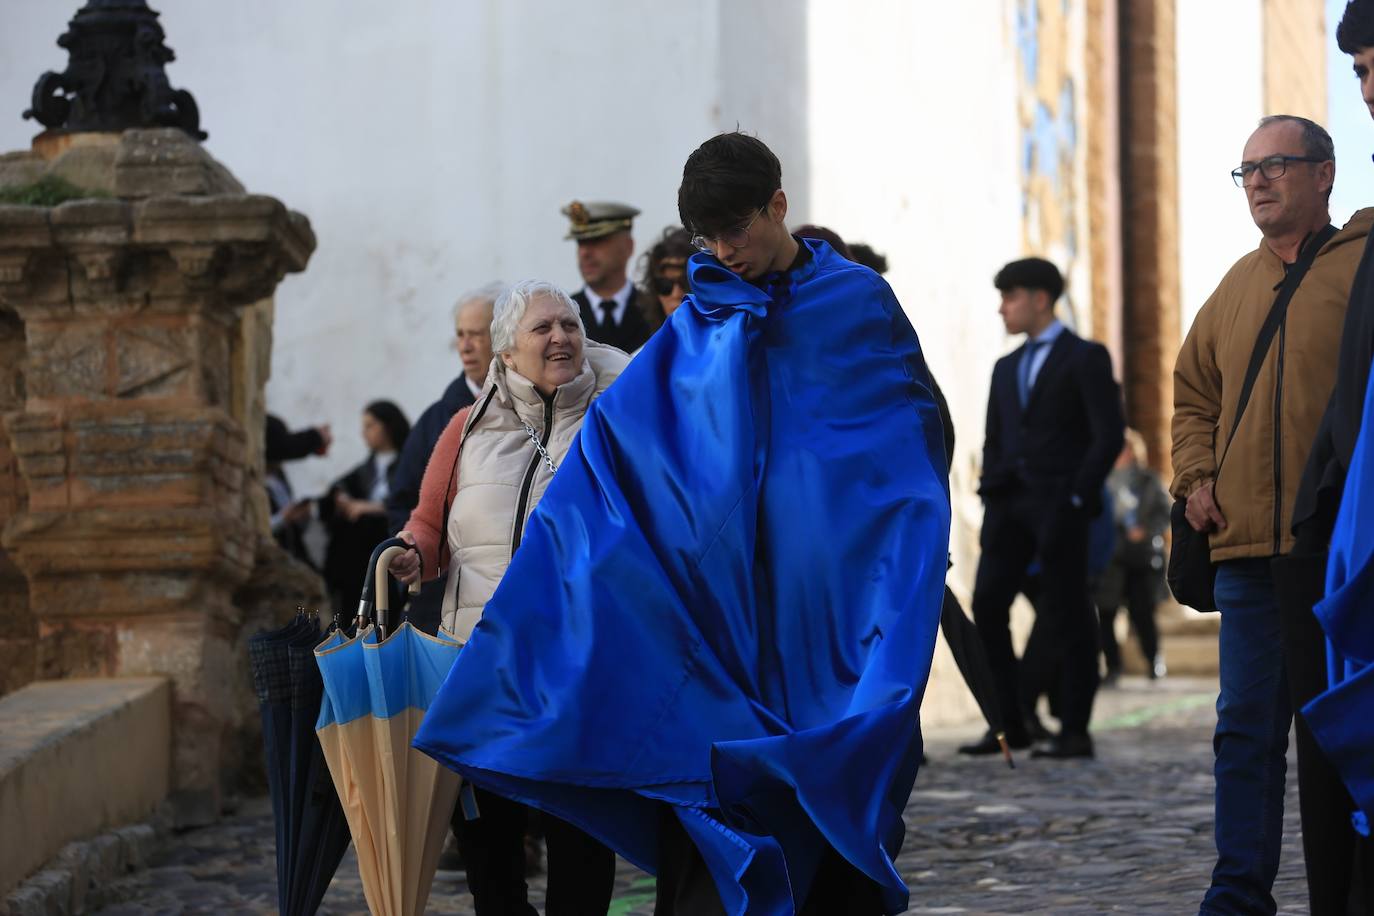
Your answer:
[413,132,951,915]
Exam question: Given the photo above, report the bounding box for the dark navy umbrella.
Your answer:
[939,587,1015,768]
[249,610,352,915]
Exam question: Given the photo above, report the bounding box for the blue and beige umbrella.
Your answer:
[315,538,464,916]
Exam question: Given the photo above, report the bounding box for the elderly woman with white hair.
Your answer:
[391,279,628,914]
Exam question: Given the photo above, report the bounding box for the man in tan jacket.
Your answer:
[1173,115,1372,915]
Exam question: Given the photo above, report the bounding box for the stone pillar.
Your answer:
[0,128,314,824]
[1085,0,1124,365]
[1120,0,1182,475]
[0,307,33,696]
[1264,0,1327,123]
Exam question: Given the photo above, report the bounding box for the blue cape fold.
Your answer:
[413,240,952,913]
[1304,357,1374,838]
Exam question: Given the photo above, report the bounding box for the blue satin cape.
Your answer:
[1305,359,1374,838]
[413,239,952,913]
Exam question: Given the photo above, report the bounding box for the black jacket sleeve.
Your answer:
[1293,230,1374,543]
[1071,343,1126,510]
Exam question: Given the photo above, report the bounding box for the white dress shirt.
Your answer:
[582,279,634,326]
[1023,319,1065,392]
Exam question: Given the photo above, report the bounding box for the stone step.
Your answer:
[0,677,170,898]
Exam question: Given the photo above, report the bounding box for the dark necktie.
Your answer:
[1018,340,1044,408]
[600,299,617,329]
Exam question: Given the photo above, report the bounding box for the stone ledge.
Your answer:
[0,678,171,896]
[0,817,167,916]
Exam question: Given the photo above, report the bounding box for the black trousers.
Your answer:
[972,489,1099,738]
[453,786,616,916]
[1098,563,1161,673]
[1271,552,1374,916]
[653,806,886,915]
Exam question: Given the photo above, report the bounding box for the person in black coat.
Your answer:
[1282,6,1374,912]
[562,200,656,353]
[264,413,332,567]
[960,258,1125,760]
[385,285,501,634]
[320,401,410,616]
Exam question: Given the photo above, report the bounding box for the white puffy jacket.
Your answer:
[441,342,627,637]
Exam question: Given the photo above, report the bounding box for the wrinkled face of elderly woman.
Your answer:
[501,293,584,396]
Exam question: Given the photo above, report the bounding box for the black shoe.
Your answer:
[957,729,1030,755]
[1030,733,1095,759]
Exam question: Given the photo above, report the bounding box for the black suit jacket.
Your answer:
[574,287,655,353]
[980,329,1124,513]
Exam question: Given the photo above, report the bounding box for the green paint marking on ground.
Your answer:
[607,875,657,914]
[607,890,656,916]
[1094,693,1214,731]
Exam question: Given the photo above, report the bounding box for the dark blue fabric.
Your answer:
[1203,559,1291,916]
[1303,355,1374,839]
[250,617,351,916]
[386,374,476,533]
[413,239,951,915]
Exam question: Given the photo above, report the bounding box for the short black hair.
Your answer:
[677,132,781,235]
[848,242,888,275]
[994,257,1064,302]
[1338,0,1374,54]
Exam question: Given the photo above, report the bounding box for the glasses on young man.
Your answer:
[1231,154,1329,188]
[691,207,766,253]
[651,274,690,296]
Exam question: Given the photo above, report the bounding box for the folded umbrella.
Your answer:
[250,611,353,915]
[939,587,1015,768]
[316,538,463,915]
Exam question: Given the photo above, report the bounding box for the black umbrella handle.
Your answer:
[356,537,422,634]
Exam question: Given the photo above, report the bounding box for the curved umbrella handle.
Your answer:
[356,537,423,634]
[374,544,420,637]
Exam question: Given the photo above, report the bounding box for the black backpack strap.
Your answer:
[1216,223,1338,475]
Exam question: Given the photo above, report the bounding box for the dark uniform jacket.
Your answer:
[574,286,655,353]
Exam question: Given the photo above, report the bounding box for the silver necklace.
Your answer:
[520,421,558,474]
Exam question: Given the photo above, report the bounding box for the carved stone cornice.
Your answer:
[0,193,316,310]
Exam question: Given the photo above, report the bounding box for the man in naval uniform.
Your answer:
[564,199,656,352]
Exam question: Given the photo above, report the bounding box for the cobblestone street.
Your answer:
[90,676,1308,915]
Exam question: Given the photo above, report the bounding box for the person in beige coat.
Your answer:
[390,279,628,916]
[1172,114,1372,916]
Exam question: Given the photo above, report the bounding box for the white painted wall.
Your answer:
[0,0,807,496]
[1176,0,1266,334]
[803,0,1022,592]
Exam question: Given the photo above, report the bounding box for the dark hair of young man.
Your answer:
[848,243,888,275]
[677,132,782,235]
[994,257,1065,302]
[1337,0,1374,54]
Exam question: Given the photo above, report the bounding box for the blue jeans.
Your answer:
[1200,559,1292,916]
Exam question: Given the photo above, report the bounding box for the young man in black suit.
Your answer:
[960,258,1124,759]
